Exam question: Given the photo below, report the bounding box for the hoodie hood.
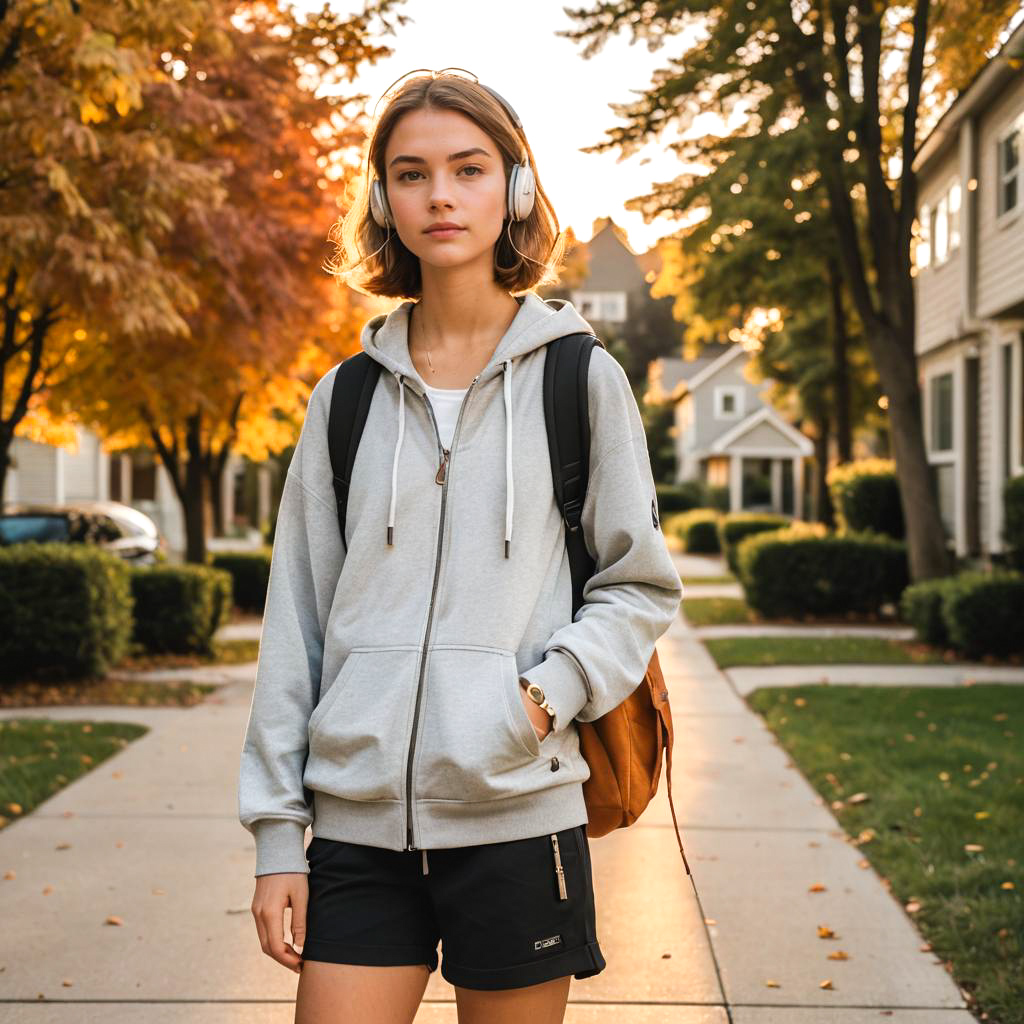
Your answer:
[359,292,595,558]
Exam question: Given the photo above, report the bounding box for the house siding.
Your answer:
[915,146,964,356]
[977,71,1024,320]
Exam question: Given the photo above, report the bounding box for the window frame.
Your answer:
[996,119,1021,223]
[714,384,745,421]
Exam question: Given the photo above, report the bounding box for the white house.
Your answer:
[911,17,1024,559]
[648,343,814,516]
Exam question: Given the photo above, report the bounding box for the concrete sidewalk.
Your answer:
[0,615,974,1021]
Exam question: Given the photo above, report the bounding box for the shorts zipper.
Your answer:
[403,373,480,852]
[551,833,568,900]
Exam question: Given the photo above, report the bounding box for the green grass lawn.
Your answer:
[0,718,150,829]
[683,597,756,626]
[705,636,947,668]
[747,683,1023,1022]
[680,574,737,586]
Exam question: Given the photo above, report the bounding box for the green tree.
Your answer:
[559,0,1020,580]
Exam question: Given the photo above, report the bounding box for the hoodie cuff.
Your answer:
[519,650,589,734]
[252,820,310,877]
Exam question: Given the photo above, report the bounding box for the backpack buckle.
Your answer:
[563,496,582,531]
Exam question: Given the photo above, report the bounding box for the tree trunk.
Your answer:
[813,417,835,528]
[827,256,853,463]
[183,413,208,565]
[871,322,951,578]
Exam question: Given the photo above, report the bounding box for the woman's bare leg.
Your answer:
[294,961,431,1024]
[454,974,572,1024]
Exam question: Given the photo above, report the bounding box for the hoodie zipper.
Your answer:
[403,372,481,851]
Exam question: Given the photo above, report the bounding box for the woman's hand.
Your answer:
[519,683,553,741]
[252,872,308,974]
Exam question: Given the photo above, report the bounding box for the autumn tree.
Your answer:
[1,0,408,562]
[559,0,1020,580]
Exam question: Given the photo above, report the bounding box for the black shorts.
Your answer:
[301,824,606,990]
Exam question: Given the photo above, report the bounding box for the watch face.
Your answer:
[527,683,545,703]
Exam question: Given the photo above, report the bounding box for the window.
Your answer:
[930,179,961,265]
[935,193,949,262]
[998,125,1020,217]
[914,202,931,268]
[571,291,627,323]
[714,385,744,419]
[949,180,961,250]
[930,372,954,452]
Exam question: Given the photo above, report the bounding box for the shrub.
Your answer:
[208,549,272,612]
[130,563,234,656]
[654,481,706,516]
[827,458,905,539]
[900,578,952,646]
[0,542,134,684]
[706,485,730,512]
[737,527,908,619]
[674,509,722,553]
[718,513,790,574]
[1003,474,1024,570]
[941,569,1024,660]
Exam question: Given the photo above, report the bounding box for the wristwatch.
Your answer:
[520,678,555,718]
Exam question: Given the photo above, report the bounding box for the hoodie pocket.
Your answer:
[416,644,542,802]
[303,645,420,803]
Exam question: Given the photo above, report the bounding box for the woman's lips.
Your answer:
[426,227,465,238]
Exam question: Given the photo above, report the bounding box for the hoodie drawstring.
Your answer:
[503,359,514,559]
[387,374,406,546]
[386,361,515,557]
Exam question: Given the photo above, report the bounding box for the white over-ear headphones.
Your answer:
[368,81,535,230]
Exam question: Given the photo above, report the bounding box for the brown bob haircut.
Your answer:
[325,73,567,299]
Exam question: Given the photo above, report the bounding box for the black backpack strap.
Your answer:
[543,332,606,617]
[327,352,381,553]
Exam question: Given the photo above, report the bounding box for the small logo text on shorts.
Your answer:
[534,934,562,951]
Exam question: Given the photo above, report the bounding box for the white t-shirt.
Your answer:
[422,382,469,450]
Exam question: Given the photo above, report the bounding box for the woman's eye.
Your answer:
[397,166,482,182]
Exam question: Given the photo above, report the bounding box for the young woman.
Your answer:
[238,68,683,1024]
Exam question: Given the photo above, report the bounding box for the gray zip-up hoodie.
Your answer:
[238,291,683,876]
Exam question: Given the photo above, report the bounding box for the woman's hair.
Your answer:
[324,73,567,299]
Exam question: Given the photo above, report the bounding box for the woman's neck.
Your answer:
[409,283,521,386]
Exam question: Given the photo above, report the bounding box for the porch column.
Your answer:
[729,455,743,512]
[793,456,804,520]
[770,459,783,513]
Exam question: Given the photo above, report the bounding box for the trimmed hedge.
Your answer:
[941,570,1024,660]
[0,542,134,684]
[208,549,272,612]
[827,458,905,539]
[737,526,908,618]
[655,481,706,516]
[674,509,722,553]
[899,578,950,647]
[1003,473,1024,570]
[718,513,790,574]
[130,563,233,656]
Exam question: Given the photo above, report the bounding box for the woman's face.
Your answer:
[382,107,509,272]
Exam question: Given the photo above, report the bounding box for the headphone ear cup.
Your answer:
[507,160,535,222]
[369,179,392,229]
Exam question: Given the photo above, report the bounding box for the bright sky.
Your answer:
[308,0,706,255]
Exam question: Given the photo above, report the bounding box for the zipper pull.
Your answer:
[551,834,568,900]
[435,448,450,484]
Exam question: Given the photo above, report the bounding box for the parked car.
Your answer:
[0,500,168,565]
